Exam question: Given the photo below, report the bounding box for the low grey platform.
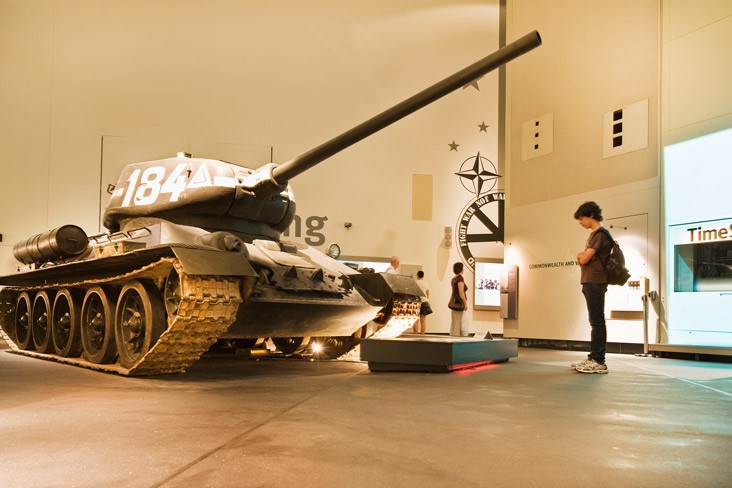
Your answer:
[360,335,519,372]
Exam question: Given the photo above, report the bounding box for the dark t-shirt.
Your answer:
[580,228,612,284]
[451,274,467,297]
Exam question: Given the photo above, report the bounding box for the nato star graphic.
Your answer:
[462,75,484,91]
[455,152,500,195]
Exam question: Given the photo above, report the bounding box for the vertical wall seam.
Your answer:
[45,0,56,230]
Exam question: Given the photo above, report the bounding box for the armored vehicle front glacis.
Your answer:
[0,31,541,375]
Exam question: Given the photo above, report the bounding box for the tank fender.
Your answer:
[171,247,257,278]
[348,272,424,306]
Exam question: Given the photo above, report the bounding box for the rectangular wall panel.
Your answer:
[411,174,433,221]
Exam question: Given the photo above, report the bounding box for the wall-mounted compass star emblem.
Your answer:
[455,152,500,196]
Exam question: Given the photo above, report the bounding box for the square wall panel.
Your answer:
[521,112,554,161]
[603,99,649,158]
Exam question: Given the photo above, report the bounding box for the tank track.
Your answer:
[335,295,420,361]
[390,296,421,323]
[0,258,242,376]
[376,295,421,336]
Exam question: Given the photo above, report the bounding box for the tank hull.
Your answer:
[0,233,421,375]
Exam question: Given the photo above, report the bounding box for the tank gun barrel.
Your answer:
[245,30,541,197]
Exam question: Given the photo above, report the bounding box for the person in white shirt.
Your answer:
[385,256,400,274]
[413,270,432,334]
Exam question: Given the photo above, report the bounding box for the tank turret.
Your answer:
[103,155,296,241]
[0,31,542,375]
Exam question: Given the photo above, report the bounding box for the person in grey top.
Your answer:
[573,201,612,374]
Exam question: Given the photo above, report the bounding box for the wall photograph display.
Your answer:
[474,258,502,311]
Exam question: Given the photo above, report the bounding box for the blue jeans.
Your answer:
[582,283,608,364]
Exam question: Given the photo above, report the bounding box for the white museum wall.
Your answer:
[0,0,509,334]
[503,183,660,343]
[503,0,662,344]
[0,1,54,265]
[663,0,732,146]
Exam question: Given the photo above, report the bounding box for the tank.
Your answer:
[0,31,541,375]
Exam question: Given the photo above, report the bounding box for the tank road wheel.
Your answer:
[272,337,311,355]
[163,268,182,317]
[80,286,118,364]
[14,292,33,350]
[313,334,359,359]
[115,281,165,369]
[31,291,55,353]
[51,289,83,358]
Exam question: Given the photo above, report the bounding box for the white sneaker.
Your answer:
[575,359,608,374]
[570,358,591,369]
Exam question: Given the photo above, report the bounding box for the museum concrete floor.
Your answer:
[1,337,731,488]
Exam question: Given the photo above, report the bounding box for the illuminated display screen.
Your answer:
[673,225,732,293]
[474,259,502,311]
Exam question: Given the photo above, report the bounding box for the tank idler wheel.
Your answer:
[15,292,34,350]
[115,281,166,369]
[272,336,311,355]
[312,334,359,359]
[80,286,118,364]
[163,268,182,317]
[51,288,83,358]
[32,291,55,353]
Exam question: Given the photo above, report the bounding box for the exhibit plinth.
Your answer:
[360,335,518,372]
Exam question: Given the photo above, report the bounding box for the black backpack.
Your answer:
[599,228,631,286]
